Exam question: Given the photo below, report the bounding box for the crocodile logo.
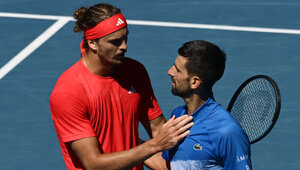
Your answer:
[193,143,203,151]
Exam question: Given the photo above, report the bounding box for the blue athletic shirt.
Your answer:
[162,98,252,170]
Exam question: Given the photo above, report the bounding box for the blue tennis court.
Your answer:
[1,0,299,169]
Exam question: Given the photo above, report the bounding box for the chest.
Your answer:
[175,127,217,160]
[84,79,142,126]
[169,125,223,169]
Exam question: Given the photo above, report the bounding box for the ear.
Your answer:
[87,40,98,51]
[190,76,202,89]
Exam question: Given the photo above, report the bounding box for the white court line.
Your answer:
[0,12,300,79]
[1,12,300,34]
[0,18,70,80]
[0,12,72,20]
[127,20,300,35]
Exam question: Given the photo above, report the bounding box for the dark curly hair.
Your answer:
[73,3,121,51]
[178,40,226,89]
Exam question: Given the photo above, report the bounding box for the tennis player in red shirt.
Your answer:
[50,3,193,170]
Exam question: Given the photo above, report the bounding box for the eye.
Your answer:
[109,34,128,46]
[109,39,122,46]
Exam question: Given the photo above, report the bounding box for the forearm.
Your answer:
[144,152,168,170]
[72,115,193,170]
[96,140,162,169]
[143,115,168,169]
[71,137,163,170]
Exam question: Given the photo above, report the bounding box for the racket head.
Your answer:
[227,75,281,144]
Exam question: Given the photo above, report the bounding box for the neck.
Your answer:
[184,94,206,115]
[81,53,113,77]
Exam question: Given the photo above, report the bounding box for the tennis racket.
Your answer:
[227,75,281,144]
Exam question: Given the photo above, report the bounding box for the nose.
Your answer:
[119,40,127,51]
[168,66,175,76]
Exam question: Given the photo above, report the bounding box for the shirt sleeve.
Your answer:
[50,84,95,143]
[218,123,252,170]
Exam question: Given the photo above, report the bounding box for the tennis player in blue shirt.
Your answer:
[162,40,252,170]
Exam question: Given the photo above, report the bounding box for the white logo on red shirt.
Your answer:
[128,86,136,94]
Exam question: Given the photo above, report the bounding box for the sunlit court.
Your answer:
[0,1,299,169]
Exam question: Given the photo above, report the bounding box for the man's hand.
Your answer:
[152,115,193,151]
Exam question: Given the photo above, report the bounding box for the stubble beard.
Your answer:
[171,86,193,98]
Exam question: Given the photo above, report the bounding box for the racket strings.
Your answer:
[230,78,277,141]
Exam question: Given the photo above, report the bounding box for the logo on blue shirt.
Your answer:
[193,143,203,151]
